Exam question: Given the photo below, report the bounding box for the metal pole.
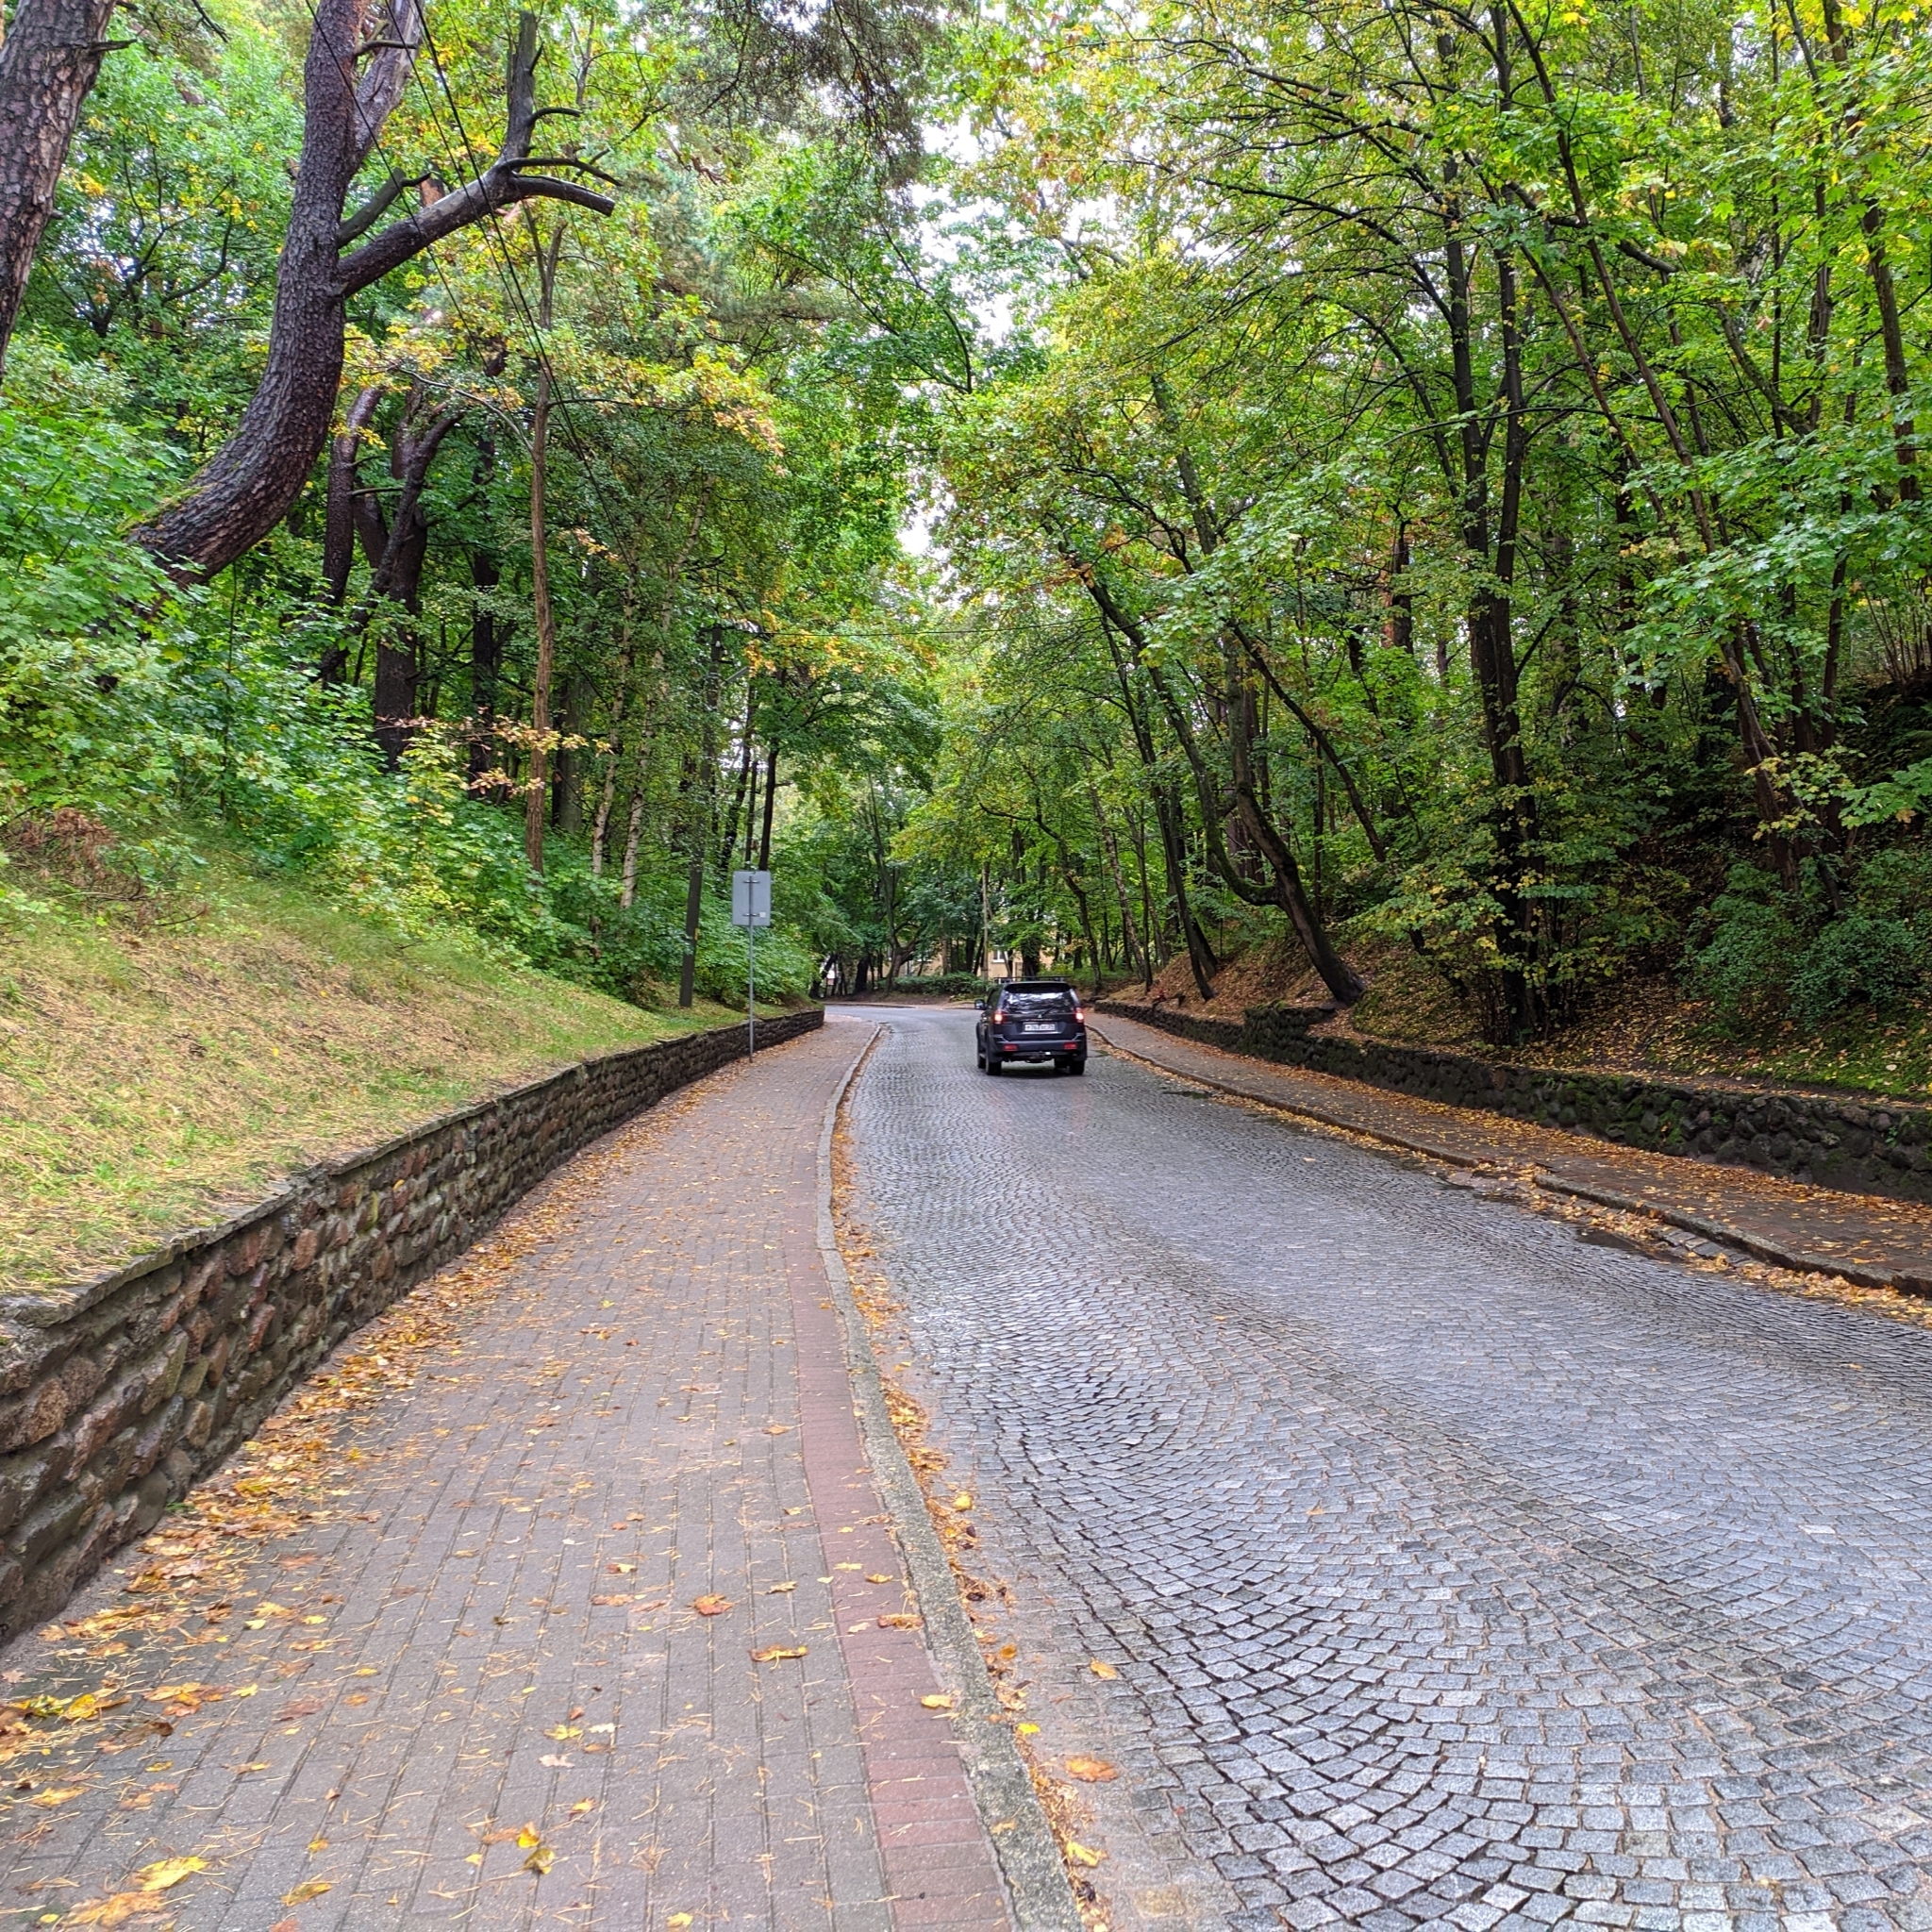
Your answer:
[748,917,756,1059]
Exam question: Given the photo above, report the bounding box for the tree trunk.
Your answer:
[131,4,611,581]
[677,631,724,1007]
[322,384,383,609]
[555,670,590,833]
[469,549,501,786]
[757,743,778,872]
[522,363,556,868]
[1087,774,1146,988]
[590,590,638,874]
[349,388,462,766]
[619,790,643,909]
[0,0,119,376]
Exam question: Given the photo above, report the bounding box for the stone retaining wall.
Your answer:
[1098,999,1932,1206]
[0,1008,824,1641]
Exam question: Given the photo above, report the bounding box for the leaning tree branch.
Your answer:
[134,2,613,582]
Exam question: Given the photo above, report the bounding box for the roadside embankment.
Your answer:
[0,858,791,1294]
[1100,998,1932,1208]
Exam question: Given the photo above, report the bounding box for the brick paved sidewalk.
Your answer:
[0,1019,1011,1928]
[1092,1013,1932,1293]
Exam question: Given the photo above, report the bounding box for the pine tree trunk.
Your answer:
[0,0,119,375]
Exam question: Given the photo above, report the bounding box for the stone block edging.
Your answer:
[1096,999,1932,1207]
[0,1008,824,1643]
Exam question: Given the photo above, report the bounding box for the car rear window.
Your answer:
[1003,990,1075,1010]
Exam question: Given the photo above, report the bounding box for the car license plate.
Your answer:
[1024,1022,1058,1034]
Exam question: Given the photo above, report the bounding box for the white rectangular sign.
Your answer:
[731,869,772,928]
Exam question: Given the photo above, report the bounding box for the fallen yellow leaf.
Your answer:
[920,1693,955,1710]
[62,1894,156,1927]
[523,1842,555,1875]
[767,1581,796,1594]
[282,1878,331,1906]
[1089,1659,1119,1680]
[29,1786,84,1807]
[750,1645,808,1662]
[878,1612,921,1629]
[1065,1841,1106,1868]
[951,1492,973,1510]
[1065,1756,1119,1783]
[668,1917,694,1929]
[135,1856,208,1891]
[691,1595,732,1617]
[62,1692,126,1723]
[865,1574,892,1584]
[544,1725,582,1740]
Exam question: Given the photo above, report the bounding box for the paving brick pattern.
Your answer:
[845,1010,1932,1932]
[0,1018,1009,1928]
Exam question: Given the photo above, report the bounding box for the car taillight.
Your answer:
[1074,1007,1084,1022]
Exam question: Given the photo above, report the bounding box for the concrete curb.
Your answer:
[816,1025,1083,1932]
[1091,1021,1910,1298]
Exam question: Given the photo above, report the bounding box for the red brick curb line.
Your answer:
[785,1023,1037,1927]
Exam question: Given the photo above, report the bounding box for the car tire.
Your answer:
[1069,1056,1087,1075]
[985,1055,1002,1075]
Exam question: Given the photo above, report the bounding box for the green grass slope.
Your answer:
[0,858,773,1294]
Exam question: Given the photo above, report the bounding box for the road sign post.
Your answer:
[730,869,772,1057]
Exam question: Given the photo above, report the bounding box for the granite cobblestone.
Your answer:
[847,1010,1932,1932]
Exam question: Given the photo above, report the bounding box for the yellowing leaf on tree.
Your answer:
[135,1856,208,1890]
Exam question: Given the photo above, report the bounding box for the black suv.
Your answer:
[975,980,1088,1075]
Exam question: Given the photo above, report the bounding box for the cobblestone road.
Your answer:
[1,1019,1008,1928]
[843,1009,1932,1932]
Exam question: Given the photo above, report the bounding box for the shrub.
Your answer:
[1788,912,1924,1025]
[1679,865,1801,1033]
[1852,845,1932,934]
